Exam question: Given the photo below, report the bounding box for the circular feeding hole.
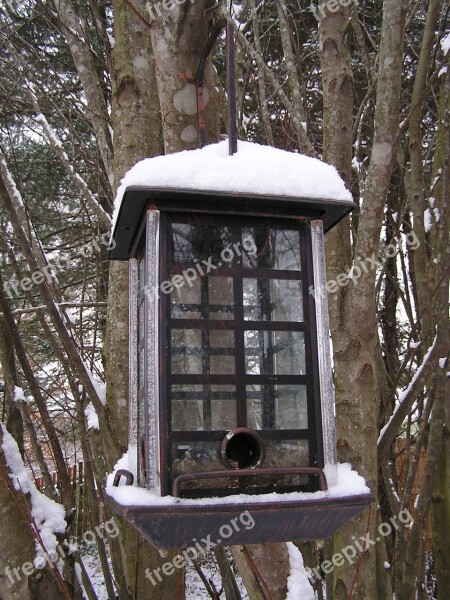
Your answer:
[221,428,265,470]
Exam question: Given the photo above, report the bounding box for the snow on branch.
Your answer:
[285,543,316,600]
[0,159,108,417]
[378,337,438,453]
[0,424,67,568]
[31,102,111,230]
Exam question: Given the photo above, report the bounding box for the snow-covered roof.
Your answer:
[114,140,352,224]
[111,140,354,259]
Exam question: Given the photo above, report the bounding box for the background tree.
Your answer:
[0,0,448,599]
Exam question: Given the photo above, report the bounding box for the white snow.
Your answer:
[113,140,353,228]
[285,543,316,600]
[81,543,111,600]
[84,402,100,430]
[441,32,450,55]
[64,307,76,325]
[424,200,440,232]
[439,357,447,369]
[184,548,249,599]
[106,461,369,508]
[424,208,432,232]
[83,363,107,406]
[95,380,106,405]
[1,424,66,568]
[438,66,448,78]
[0,151,25,209]
[389,478,400,502]
[13,385,27,403]
[35,113,63,148]
[107,32,115,49]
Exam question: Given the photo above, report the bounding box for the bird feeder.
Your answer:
[106,19,372,550]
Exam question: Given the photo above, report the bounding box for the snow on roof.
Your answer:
[106,459,369,508]
[113,140,352,228]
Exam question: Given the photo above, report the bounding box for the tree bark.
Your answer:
[0,271,72,508]
[277,0,309,153]
[407,0,441,343]
[319,0,406,598]
[104,1,183,597]
[249,0,274,146]
[231,544,289,600]
[52,0,114,187]
[421,40,450,600]
[149,0,220,153]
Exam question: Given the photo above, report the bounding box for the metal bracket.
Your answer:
[113,469,134,487]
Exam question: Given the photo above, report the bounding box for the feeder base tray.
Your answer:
[107,493,373,549]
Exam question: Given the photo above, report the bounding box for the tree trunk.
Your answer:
[416,38,450,600]
[52,0,114,186]
[149,0,220,153]
[104,1,187,597]
[319,0,406,598]
[231,544,289,600]
[407,0,442,344]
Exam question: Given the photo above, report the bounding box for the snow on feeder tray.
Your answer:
[106,140,373,549]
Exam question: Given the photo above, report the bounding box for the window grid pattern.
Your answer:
[160,214,321,495]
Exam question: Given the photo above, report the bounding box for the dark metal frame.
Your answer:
[157,212,324,497]
[108,198,374,549]
[107,491,373,549]
[136,242,146,485]
[110,188,354,261]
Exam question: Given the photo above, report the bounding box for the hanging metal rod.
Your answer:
[196,17,238,156]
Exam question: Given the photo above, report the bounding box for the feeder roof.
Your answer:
[111,140,354,259]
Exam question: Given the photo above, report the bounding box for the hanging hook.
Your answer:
[196,16,238,156]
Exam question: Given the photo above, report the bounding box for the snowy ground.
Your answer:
[82,543,250,600]
[81,543,439,600]
[184,548,249,600]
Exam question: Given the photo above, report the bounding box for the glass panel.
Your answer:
[264,439,309,468]
[138,301,145,343]
[243,279,303,322]
[172,439,310,495]
[171,277,234,320]
[246,384,308,429]
[172,224,234,265]
[172,384,236,431]
[244,330,305,375]
[172,441,224,475]
[242,228,301,271]
[171,329,235,374]
[138,254,145,292]
[138,348,145,390]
